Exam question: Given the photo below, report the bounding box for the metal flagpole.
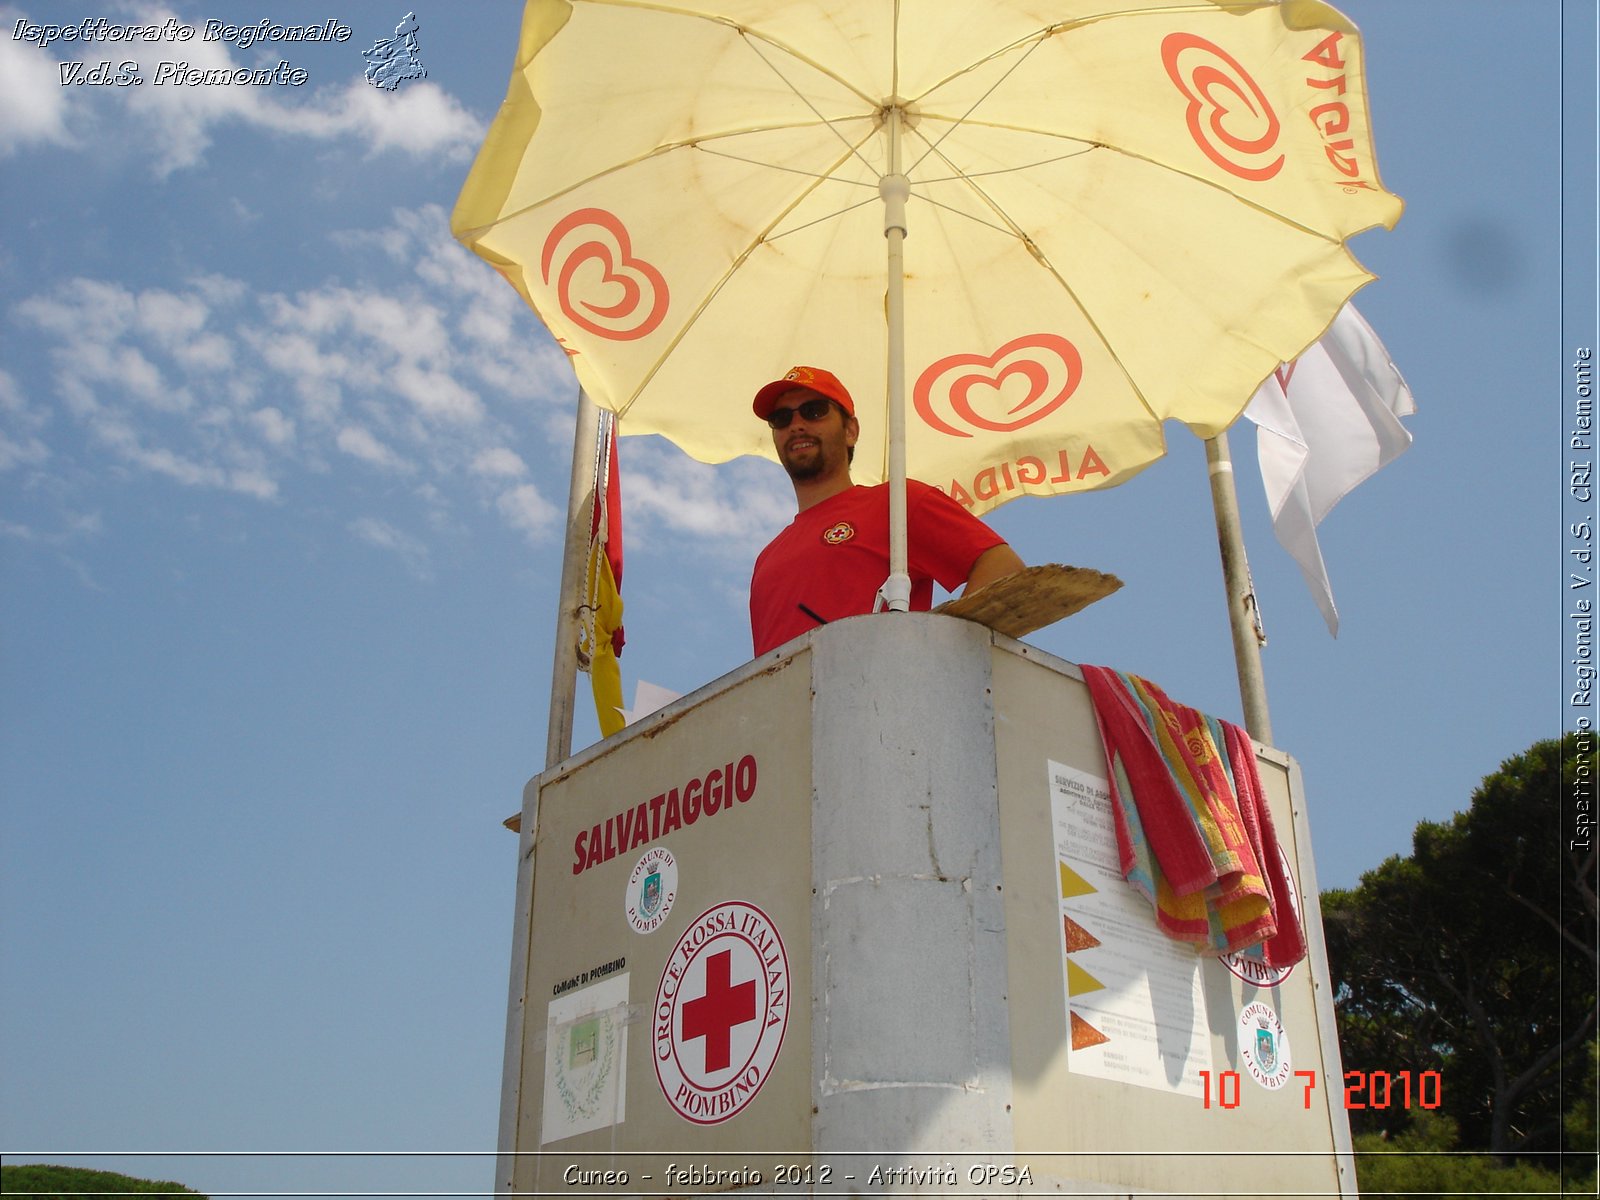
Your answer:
[1205,430,1274,744]
[545,388,602,769]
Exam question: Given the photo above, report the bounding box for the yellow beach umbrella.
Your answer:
[455,0,1399,629]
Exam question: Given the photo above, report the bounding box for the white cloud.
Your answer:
[471,447,527,478]
[15,278,137,341]
[271,78,481,161]
[0,369,50,470]
[337,205,573,410]
[0,33,76,155]
[135,289,209,342]
[0,5,482,173]
[269,286,452,366]
[190,274,249,306]
[348,516,431,579]
[226,468,279,500]
[496,484,558,544]
[0,509,102,551]
[0,370,29,415]
[388,208,513,306]
[172,332,234,374]
[77,342,179,411]
[248,406,295,446]
[624,447,791,551]
[0,429,50,472]
[336,424,407,471]
[246,329,355,423]
[388,363,484,425]
[4,206,758,565]
[87,412,277,499]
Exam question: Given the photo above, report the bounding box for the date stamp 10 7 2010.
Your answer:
[1200,1067,1443,1111]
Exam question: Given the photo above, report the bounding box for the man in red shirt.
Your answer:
[749,365,1025,656]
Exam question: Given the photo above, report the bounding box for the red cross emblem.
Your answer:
[653,901,790,1125]
[681,949,756,1072]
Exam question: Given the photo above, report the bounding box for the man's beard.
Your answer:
[779,438,826,480]
[782,454,825,481]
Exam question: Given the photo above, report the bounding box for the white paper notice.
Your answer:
[542,973,629,1144]
[1050,760,1211,1098]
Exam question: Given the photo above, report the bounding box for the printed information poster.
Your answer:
[1049,760,1211,1097]
[541,974,630,1144]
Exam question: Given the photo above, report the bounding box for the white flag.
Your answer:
[1244,304,1415,636]
[621,679,682,725]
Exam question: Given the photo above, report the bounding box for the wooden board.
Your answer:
[935,563,1122,640]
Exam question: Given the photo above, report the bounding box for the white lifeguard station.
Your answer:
[495,610,1357,1198]
[452,2,1401,1186]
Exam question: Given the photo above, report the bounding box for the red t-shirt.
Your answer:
[749,481,1005,656]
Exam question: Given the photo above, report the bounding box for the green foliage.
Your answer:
[1324,734,1597,1163]
[1354,1110,1574,1197]
[1561,1038,1599,1191]
[0,1164,206,1197]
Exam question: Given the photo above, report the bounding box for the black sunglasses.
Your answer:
[766,397,837,429]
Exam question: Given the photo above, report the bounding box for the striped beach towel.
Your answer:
[1080,665,1305,965]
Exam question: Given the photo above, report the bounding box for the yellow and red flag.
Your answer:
[579,416,625,737]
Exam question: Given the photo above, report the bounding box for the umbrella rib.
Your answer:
[735,31,885,182]
[900,122,1338,417]
[613,137,873,415]
[903,189,1046,243]
[692,141,880,194]
[907,143,1101,189]
[566,1,892,186]
[901,1,1272,178]
[901,26,1054,182]
[913,133,1267,263]
[571,0,877,105]
[484,1,1288,236]
[903,0,1270,105]
[895,133,1156,416]
[459,116,880,233]
[906,114,1351,248]
[891,0,902,99]
[563,1,895,184]
[759,194,882,243]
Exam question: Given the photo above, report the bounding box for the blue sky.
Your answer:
[1,2,1594,1196]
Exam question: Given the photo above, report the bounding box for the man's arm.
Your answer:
[963,543,1025,595]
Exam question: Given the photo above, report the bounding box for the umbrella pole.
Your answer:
[880,107,912,612]
[545,387,602,768]
[1205,431,1274,743]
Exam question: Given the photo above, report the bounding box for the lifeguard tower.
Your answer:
[452,3,1399,1191]
[493,604,1357,1197]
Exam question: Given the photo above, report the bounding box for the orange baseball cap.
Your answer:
[752,365,856,420]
